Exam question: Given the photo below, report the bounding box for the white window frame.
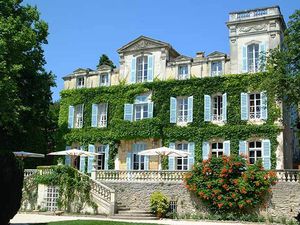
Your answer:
[132,153,145,170]
[177,97,188,123]
[97,145,106,170]
[99,73,109,87]
[76,76,85,88]
[44,186,59,211]
[136,55,148,83]
[212,95,223,121]
[134,103,148,121]
[247,43,259,73]
[74,104,83,128]
[178,64,189,80]
[98,103,107,128]
[175,142,188,171]
[211,142,224,157]
[248,140,262,164]
[249,93,261,120]
[211,61,223,76]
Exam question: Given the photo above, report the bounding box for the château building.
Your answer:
[60,5,298,173]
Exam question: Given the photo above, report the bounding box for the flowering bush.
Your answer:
[150,191,169,218]
[184,155,277,214]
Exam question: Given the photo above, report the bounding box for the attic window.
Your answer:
[76,76,85,88]
[211,61,222,77]
[178,64,189,80]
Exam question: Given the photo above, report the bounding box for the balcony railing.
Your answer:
[95,169,300,183]
[229,7,280,22]
[96,170,187,182]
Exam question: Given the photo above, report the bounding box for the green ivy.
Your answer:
[59,73,282,169]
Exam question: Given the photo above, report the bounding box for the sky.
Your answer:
[22,0,299,101]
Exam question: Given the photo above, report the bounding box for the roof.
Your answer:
[207,51,227,58]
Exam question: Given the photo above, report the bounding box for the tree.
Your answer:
[0,0,55,156]
[97,54,116,68]
[267,10,300,105]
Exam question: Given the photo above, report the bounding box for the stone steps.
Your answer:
[112,204,157,220]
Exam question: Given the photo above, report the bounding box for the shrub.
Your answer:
[150,191,169,218]
[184,155,277,215]
[0,152,24,225]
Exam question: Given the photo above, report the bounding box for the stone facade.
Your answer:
[104,180,300,218]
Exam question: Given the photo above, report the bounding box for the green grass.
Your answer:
[45,221,154,225]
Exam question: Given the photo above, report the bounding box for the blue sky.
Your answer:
[23,0,299,101]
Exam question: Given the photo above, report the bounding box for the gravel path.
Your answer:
[11,213,264,225]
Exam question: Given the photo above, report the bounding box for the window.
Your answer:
[211,61,222,76]
[100,73,109,86]
[98,104,107,127]
[136,56,148,83]
[45,186,59,211]
[212,95,223,121]
[76,76,85,88]
[74,104,83,128]
[178,64,189,80]
[176,143,188,170]
[247,44,259,72]
[97,145,106,170]
[249,93,261,120]
[134,103,148,121]
[248,141,262,164]
[177,98,188,123]
[133,154,145,170]
[211,142,224,157]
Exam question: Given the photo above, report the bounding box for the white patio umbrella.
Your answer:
[48,149,101,167]
[13,151,45,160]
[138,146,190,170]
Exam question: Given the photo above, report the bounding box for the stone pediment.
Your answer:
[118,36,171,53]
[207,51,227,58]
[174,55,192,61]
[98,64,112,71]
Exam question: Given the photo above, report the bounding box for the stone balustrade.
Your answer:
[229,6,280,22]
[96,170,187,182]
[95,169,300,183]
[24,169,37,178]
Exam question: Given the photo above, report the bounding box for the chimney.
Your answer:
[196,51,205,58]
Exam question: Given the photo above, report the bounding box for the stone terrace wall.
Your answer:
[104,181,300,218]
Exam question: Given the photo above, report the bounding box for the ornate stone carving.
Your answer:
[126,40,160,51]
[239,24,267,33]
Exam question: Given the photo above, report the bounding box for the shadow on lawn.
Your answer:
[11,224,48,225]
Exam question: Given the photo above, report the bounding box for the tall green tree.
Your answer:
[267,9,300,105]
[0,0,55,155]
[97,54,116,68]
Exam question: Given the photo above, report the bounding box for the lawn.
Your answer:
[35,221,154,225]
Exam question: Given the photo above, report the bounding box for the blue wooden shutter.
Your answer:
[259,42,266,71]
[147,55,154,82]
[124,104,133,121]
[104,144,109,170]
[87,144,95,173]
[148,102,154,118]
[242,45,248,73]
[223,140,230,156]
[204,95,211,122]
[105,103,108,127]
[91,104,98,127]
[261,91,268,120]
[187,96,193,123]
[168,142,175,170]
[68,106,74,128]
[202,142,209,160]
[79,146,86,173]
[188,142,195,170]
[130,57,136,83]
[239,141,247,156]
[262,139,271,170]
[222,93,227,122]
[126,153,132,170]
[241,93,249,120]
[145,156,150,170]
[170,97,177,123]
[65,146,71,166]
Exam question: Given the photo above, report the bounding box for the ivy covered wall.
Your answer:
[59,73,281,169]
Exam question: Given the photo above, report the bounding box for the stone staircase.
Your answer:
[110,202,157,220]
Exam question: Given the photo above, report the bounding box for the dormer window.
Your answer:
[136,56,148,83]
[211,61,223,77]
[77,76,85,88]
[100,73,109,86]
[178,64,189,80]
